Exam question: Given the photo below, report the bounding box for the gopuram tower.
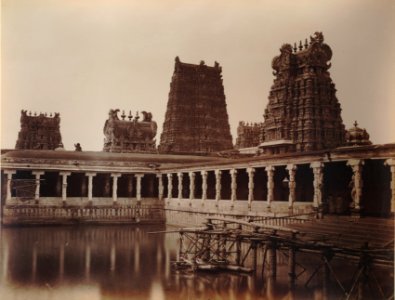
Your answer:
[15,110,62,150]
[259,32,346,155]
[159,57,233,154]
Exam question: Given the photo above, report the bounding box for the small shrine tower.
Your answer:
[15,110,62,150]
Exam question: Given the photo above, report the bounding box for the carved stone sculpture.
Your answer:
[103,109,157,153]
[15,110,62,150]
[236,121,263,148]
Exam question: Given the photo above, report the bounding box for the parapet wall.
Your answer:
[164,198,314,227]
[3,198,165,225]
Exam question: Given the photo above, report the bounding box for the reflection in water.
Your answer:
[0,225,392,299]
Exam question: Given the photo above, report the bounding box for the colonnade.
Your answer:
[162,163,318,210]
[161,158,395,214]
[3,158,395,214]
[3,170,157,205]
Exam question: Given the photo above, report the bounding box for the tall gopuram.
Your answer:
[259,32,346,155]
[103,109,157,153]
[159,57,233,155]
[15,110,62,150]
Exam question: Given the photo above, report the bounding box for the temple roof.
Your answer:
[1,150,228,172]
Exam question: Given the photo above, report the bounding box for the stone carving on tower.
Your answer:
[103,109,157,153]
[259,32,346,155]
[236,121,263,149]
[159,57,233,154]
[15,110,62,150]
[345,121,372,146]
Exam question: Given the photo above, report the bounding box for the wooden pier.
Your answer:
[174,215,394,299]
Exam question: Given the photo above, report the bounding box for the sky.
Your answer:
[1,0,395,151]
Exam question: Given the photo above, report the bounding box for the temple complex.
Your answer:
[1,32,394,227]
[159,57,233,155]
[258,32,346,155]
[15,110,62,150]
[103,109,157,153]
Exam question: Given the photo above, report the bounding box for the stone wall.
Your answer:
[3,198,164,225]
[164,197,314,226]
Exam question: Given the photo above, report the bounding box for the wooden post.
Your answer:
[252,241,258,272]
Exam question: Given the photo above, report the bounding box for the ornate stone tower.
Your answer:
[159,57,233,154]
[260,32,346,155]
[236,121,263,149]
[103,109,157,153]
[15,110,62,150]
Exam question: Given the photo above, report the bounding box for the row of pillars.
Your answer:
[163,164,313,209]
[162,158,395,213]
[3,158,395,212]
[3,171,148,205]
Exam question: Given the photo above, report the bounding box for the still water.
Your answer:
[0,225,392,300]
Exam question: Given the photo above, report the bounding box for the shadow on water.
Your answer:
[0,225,393,299]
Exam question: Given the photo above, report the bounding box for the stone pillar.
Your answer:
[111,173,121,204]
[385,159,395,214]
[230,169,237,206]
[32,171,44,203]
[201,171,208,204]
[189,172,195,200]
[310,162,324,208]
[247,167,255,208]
[215,170,222,205]
[167,174,173,200]
[286,164,297,210]
[59,172,71,205]
[265,166,274,209]
[347,159,364,211]
[177,172,183,200]
[85,172,96,204]
[157,174,164,201]
[135,174,143,202]
[4,170,16,204]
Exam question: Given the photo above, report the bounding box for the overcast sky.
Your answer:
[2,0,395,151]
